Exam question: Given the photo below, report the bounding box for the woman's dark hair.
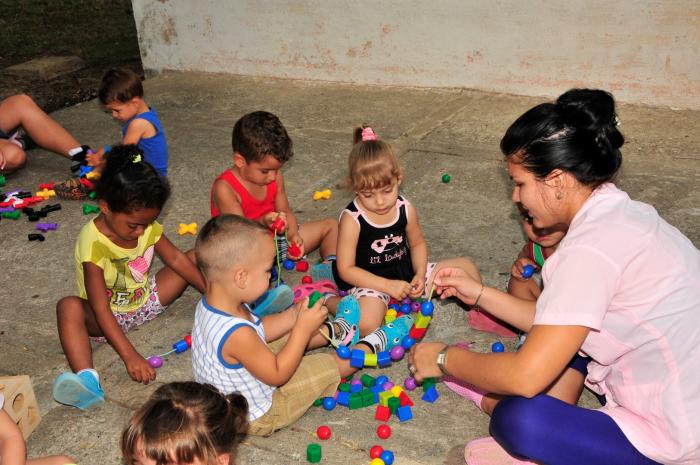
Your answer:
[500,89,624,188]
[121,382,249,465]
[95,144,170,212]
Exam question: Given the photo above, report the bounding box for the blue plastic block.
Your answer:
[397,405,413,422]
[350,349,366,369]
[336,391,350,407]
[377,350,392,368]
[375,375,389,386]
[349,382,362,393]
[370,385,384,402]
[422,385,440,403]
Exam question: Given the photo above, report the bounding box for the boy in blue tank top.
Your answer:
[55,68,169,199]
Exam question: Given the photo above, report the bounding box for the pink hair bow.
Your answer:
[361,127,377,141]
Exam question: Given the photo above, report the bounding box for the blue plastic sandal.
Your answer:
[251,284,294,317]
[53,371,105,410]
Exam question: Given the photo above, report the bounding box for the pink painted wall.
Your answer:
[132,0,700,109]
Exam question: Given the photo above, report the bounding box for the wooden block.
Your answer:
[0,375,41,439]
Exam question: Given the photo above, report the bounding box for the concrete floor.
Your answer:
[1,72,698,465]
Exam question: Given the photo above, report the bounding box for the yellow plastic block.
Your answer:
[379,391,394,407]
[391,385,404,397]
[0,375,41,439]
[364,353,378,367]
[414,313,432,329]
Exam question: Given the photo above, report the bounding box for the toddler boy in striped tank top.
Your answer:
[192,214,370,436]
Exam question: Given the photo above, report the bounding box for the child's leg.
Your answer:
[248,352,340,436]
[152,249,198,306]
[0,94,80,158]
[56,296,103,372]
[298,218,338,259]
[0,138,26,173]
[507,275,541,301]
[357,296,387,336]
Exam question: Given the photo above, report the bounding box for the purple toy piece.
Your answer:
[410,301,421,312]
[148,356,163,368]
[350,378,363,387]
[382,381,394,391]
[404,377,417,391]
[401,297,411,305]
[0,207,15,213]
[338,290,348,297]
[36,223,58,232]
[389,345,405,361]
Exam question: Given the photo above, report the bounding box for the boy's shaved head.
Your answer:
[196,215,270,279]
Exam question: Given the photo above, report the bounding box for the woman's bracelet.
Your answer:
[474,284,486,307]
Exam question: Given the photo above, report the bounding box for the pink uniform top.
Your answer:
[210,169,277,220]
[536,183,700,464]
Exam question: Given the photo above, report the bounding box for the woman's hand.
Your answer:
[408,342,447,382]
[433,267,483,305]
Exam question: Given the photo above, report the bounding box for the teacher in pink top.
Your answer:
[409,89,700,465]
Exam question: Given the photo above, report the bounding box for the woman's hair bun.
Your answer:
[557,89,624,152]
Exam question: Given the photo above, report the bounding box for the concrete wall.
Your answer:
[132,1,700,109]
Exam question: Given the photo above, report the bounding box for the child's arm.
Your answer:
[404,204,428,298]
[0,409,26,465]
[223,299,327,386]
[212,180,285,229]
[154,234,206,293]
[273,172,304,253]
[122,118,155,145]
[434,266,535,332]
[336,213,412,300]
[83,262,155,384]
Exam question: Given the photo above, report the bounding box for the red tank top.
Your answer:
[210,169,277,220]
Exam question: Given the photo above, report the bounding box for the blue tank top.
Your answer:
[122,108,168,176]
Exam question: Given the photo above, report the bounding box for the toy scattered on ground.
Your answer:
[0,173,5,187]
[36,223,58,232]
[82,203,100,215]
[36,189,56,199]
[491,341,505,353]
[283,258,296,270]
[178,222,197,235]
[147,334,192,368]
[521,264,535,279]
[0,375,41,439]
[316,425,332,440]
[441,174,451,183]
[306,443,322,463]
[28,233,45,242]
[1,211,21,219]
[376,424,392,439]
[313,189,332,200]
[302,275,313,284]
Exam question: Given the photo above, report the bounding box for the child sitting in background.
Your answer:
[193,215,398,436]
[468,205,567,337]
[56,68,168,199]
[0,394,75,465]
[121,382,248,465]
[333,125,478,352]
[210,111,339,315]
[53,145,205,410]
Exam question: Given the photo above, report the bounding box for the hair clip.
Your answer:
[361,127,377,141]
[133,154,142,163]
[614,115,620,127]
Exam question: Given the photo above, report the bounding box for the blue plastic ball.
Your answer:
[399,303,412,314]
[491,341,505,353]
[336,345,351,359]
[322,397,337,411]
[420,301,434,316]
[522,264,535,279]
[401,335,416,349]
[282,259,296,270]
[375,375,389,386]
[380,450,395,465]
[388,303,400,312]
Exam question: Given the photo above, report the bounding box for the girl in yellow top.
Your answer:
[53,145,205,410]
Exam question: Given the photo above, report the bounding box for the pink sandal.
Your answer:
[464,437,536,465]
[468,306,517,338]
[292,279,338,303]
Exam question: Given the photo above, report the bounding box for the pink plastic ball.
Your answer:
[404,377,417,391]
[389,345,405,361]
[382,381,394,390]
[148,356,163,368]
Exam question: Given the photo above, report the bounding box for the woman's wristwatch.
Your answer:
[436,346,449,375]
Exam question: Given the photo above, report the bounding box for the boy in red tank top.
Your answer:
[210,111,340,314]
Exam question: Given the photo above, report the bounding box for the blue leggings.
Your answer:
[490,356,661,465]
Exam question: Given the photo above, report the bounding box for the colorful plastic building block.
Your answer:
[0,174,5,187]
[377,350,392,368]
[384,308,397,324]
[397,405,413,422]
[361,374,376,387]
[336,345,351,359]
[306,443,322,463]
[308,290,324,308]
[35,189,56,199]
[422,385,440,403]
[409,327,427,340]
[364,352,378,367]
[178,222,197,235]
[296,260,309,272]
[27,233,45,242]
[388,396,400,414]
[378,391,394,407]
[1,211,21,219]
[312,189,332,200]
[374,405,391,422]
[399,391,414,407]
[336,391,350,406]
[38,182,55,190]
[348,393,363,410]
[82,203,100,215]
[350,349,366,368]
[414,313,432,329]
[35,223,57,232]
